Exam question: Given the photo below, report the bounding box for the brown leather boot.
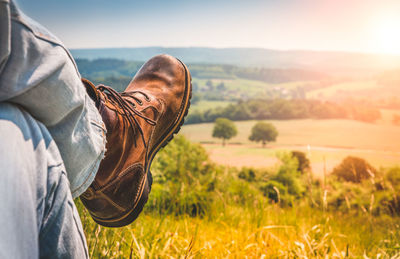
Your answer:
[80,55,191,227]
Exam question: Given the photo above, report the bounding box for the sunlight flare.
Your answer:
[372,14,400,54]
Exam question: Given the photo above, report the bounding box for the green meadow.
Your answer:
[76,133,400,258]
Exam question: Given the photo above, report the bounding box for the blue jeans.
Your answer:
[0,0,106,258]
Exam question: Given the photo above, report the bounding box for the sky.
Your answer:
[14,0,400,54]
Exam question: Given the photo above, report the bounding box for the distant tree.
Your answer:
[249,122,278,147]
[191,93,201,105]
[291,151,310,174]
[351,107,381,123]
[205,80,214,89]
[212,118,237,146]
[332,156,377,183]
[217,82,226,91]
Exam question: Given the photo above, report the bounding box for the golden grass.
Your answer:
[77,200,400,258]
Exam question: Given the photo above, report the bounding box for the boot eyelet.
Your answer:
[145,96,150,102]
[137,100,143,106]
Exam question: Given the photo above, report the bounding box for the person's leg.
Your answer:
[0,103,89,259]
[0,0,106,198]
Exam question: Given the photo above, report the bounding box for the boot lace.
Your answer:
[97,85,156,147]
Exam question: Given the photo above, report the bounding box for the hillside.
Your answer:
[71,47,400,76]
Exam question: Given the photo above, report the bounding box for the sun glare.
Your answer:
[372,15,400,55]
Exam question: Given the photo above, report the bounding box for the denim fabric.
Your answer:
[0,103,89,259]
[0,0,106,198]
[0,0,108,258]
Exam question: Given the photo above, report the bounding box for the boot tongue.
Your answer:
[81,78,100,104]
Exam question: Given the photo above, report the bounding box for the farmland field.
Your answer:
[189,100,233,112]
[192,78,312,98]
[306,80,378,99]
[181,118,400,177]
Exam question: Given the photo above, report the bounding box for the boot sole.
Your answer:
[93,58,192,227]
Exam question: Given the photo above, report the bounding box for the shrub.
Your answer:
[260,180,287,203]
[238,167,256,182]
[272,152,306,198]
[332,156,377,183]
[227,179,262,205]
[291,151,310,174]
[385,167,400,188]
[148,135,218,217]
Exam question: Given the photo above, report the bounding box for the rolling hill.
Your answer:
[71,47,400,76]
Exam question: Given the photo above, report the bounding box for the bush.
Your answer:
[385,167,400,188]
[227,179,262,206]
[148,135,219,217]
[291,151,310,174]
[272,152,306,198]
[332,156,377,183]
[260,180,287,204]
[238,167,256,182]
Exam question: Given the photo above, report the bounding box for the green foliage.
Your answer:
[212,118,238,146]
[186,98,352,124]
[320,171,400,216]
[385,166,400,187]
[205,80,213,88]
[260,180,287,203]
[249,121,278,147]
[291,151,311,174]
[272,152,306,199]
[226,179,262,206]
[238,167,256,182]
[332,156,377,183]
[188,63,327,83]
[191,93,201,105]
[148,135,219,217]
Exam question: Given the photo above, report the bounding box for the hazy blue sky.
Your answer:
[14,0,400,54]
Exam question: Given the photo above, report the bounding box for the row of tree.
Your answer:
[212,118,278,147]
[187,98,381,124]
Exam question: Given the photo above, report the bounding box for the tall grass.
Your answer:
[76,136,400,258]
[76,199,400,258]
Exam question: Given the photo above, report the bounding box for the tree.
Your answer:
[249,122,278,147]
[217,82,226,91]
[205,80,214,90]
[212,118,237,146]
[332,156,377,183]
[291,151,310,174]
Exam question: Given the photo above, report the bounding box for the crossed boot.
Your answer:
[80,55,192,227]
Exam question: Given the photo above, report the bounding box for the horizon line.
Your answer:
[69,46,400,57]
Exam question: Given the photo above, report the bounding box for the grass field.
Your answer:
[78,117,400,258]
[190,100,233,112]
[193,78,311,98]
[306,80,378,99]
[181,118,400,177]
[78,200,400,258]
